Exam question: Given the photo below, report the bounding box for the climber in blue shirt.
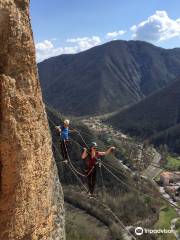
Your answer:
[55,119,76,161]
[60,121,70,141]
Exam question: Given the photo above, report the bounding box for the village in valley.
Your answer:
[82,116,180,207]
[159,171,180,203]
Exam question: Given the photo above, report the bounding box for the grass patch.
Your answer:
[154,173,161,182]
[175,218,180,235]
[65,202,112,240]
[155,205,177,240]
[164,155,180,171]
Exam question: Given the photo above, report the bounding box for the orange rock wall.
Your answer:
[0,1,65,239]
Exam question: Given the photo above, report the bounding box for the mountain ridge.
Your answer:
[107,78,180,153]
[38,40,180,116]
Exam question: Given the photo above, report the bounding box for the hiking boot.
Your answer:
[88,193,96,199]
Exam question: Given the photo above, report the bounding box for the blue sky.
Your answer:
[30,0,180,62]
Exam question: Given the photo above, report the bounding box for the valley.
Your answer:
[45,105,179,239]
[81,115,180,239]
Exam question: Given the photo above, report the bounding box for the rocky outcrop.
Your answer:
[0,1,65,239]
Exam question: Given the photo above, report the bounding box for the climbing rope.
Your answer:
[101,162,180,209]
[98,159,106,200]
[63,139,95,178]
[66,163,88,192]
[47,111,95,178]
[103,161,131,179]
[52,139,88,192]
[76,130,89,149]
[46,110,88,177]
[91,193,137,240]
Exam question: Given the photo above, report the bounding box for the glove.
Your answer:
[55,126,61,132]
[80,147,87,153]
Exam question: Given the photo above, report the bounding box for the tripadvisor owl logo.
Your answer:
[135,226,173,235]
[135,227,143,236]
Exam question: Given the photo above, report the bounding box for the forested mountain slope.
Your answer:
[38,40,180,116]
[107,79,180,153]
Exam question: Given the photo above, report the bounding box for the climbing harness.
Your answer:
[63,140,96,178]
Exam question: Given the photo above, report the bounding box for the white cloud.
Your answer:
[67,36,101,51]
[106,30,126,39]
[36,40,54,51]
[131,10,180,42]
[35,40,78,62]
[35,36,102,62]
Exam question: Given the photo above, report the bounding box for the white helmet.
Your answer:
[91,142,98,148]
[64,119,70,125]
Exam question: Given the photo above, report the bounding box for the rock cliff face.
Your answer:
[0,1,65,239]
